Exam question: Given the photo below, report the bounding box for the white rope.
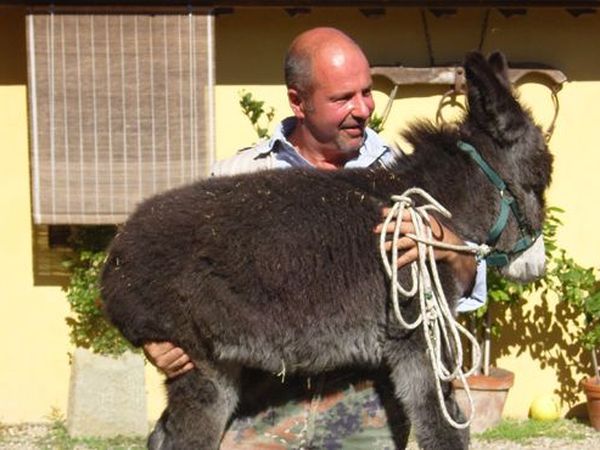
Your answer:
[379,187,484,429]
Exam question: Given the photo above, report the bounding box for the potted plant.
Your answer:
[452,207,600,431]
[62,226,147,438]
[530,217,600,429]
[452,267,524,432]
[452,208,567,432]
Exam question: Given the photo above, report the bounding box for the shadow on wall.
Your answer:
[492,296,591,407]
[0,7,27,85]
[32,225,72,287]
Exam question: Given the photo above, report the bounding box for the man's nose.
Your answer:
[351,95,373,120]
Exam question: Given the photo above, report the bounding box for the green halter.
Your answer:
[456,140,541,267]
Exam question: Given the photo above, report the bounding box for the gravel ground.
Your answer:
[1,424,51,450]
[2,422,600,449]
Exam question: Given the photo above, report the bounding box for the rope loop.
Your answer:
[380,187,483,429]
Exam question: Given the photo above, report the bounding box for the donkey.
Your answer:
[101,52,552,449]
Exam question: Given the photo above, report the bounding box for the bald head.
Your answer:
[284,27,368,94]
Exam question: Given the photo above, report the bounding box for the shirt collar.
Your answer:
[260,117,390,169]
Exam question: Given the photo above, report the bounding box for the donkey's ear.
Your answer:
[488,51,512,90]
[464,51,528,144]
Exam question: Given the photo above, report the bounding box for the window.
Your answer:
[27,10,215,224]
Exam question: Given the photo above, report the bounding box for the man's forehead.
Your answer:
[311,52,371,90]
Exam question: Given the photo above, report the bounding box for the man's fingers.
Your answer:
[144,340,175,356]
[167,362,195,379]
[143,341,195,379]
[374,218,414,234]
[143,341,175,366]
[380,208,411,219]
[396,247,419,268]
[375,207,461,268]
[158,346,186,367]
[166,352,193,373]
[384,237,414,252]
[161,349,194,379]
[167,351,191,370]
[380,236,419,268]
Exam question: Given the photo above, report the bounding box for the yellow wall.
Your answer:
[2,5,600,424]
[0,82,74,422]
[0,8,72,423]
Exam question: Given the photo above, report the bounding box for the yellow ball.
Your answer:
[529,395,561,421]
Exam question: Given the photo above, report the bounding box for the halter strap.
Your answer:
[456,140,540,267]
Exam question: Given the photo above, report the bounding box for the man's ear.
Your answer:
[288,88,306,120]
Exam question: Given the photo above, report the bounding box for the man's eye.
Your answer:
[333,94,352,103]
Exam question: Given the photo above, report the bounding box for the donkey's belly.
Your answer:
[212,327,384,374]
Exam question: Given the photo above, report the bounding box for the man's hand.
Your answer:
[374,208,477,295]
[143,341,194,379]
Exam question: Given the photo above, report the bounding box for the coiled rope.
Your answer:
[379,187,484,429]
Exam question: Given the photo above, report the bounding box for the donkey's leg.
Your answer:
[372,369,412,449]
[148,362,240,450]
[384,341,469,450]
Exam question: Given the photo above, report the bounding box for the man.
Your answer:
[145,27,486,447]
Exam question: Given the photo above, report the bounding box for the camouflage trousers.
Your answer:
[220,369,408,450]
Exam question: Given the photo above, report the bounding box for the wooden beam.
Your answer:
[371,65,567,88]
[6,1,600,8]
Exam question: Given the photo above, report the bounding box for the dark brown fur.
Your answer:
[101,52,552,449]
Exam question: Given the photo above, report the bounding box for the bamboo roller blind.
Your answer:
[27,12,215,224]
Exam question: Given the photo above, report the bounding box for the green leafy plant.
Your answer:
[238,90,275,139]
[63,226,136,357]
[533,209,600,380]
[367,112,385,133]
[537,248,600,351]
[468,207,600,379]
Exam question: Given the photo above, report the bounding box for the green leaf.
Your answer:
[238,90,276,140]
[63,226,138,357]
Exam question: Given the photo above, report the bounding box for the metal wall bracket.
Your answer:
[371,64,567,89]
[371,63,567,141]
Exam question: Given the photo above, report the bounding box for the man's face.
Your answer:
[293,47,375,155]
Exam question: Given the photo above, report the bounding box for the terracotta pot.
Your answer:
[581,376,600,430]
[452,367,515,433]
